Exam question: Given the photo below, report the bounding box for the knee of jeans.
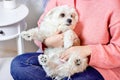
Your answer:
[10,56,21,78]
[11,55,22,67]
[10,54,27,73]
[10,53,34,67]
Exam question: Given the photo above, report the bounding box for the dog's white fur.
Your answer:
[21,5,88,80]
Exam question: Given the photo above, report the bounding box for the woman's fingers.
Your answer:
[60,51,70,61]
[44,34,64,47]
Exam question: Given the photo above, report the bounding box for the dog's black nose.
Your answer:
[67,19,72,24]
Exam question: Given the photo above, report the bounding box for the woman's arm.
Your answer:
[89,3,120,69]
[89,21,120,69]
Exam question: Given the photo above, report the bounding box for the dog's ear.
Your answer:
[72,8,78,22]
[44,7,58,19]
[44,5,68,19]
[75,12,78,22]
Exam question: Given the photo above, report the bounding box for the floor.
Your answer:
[0,48,40,80]
[0,49,17,80]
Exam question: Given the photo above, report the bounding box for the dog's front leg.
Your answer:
[21,27,39,41]
[63,30,75,49]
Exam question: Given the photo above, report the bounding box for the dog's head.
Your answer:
[45,5,78,31]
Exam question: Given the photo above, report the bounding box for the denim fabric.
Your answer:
[10,53,104,80]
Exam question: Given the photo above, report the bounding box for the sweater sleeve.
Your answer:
[34,0,58,50]
[89,4,120,69]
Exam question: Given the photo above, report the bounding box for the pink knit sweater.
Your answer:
[35,0,120,80]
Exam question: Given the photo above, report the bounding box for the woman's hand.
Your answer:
[60,46,91,61]
[44,33,80,48]
[44,33,64,48]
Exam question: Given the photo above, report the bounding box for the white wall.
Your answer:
[0,0,48,53]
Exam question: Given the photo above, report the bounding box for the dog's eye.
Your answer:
[71,13,75,18]
[71,15,73,18]
[71,15,75,18]
[60,13,65,17]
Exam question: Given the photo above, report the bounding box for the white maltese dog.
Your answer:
[21,5,88,80]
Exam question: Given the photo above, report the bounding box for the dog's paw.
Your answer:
[38,54,48,65]
[75,59,81,66]
[50,75,57,80]
[54,76,63,80]
[21,31,33,41]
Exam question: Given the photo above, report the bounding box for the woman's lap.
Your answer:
[10,53,104,80]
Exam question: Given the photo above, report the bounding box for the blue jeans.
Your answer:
[10,53,104,80]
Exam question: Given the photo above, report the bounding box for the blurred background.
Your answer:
[0,0,49,80]
[0,0,49,57]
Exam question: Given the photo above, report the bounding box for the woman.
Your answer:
[11,0,120,80]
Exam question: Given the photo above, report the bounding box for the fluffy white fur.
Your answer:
[21,5,88,80]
